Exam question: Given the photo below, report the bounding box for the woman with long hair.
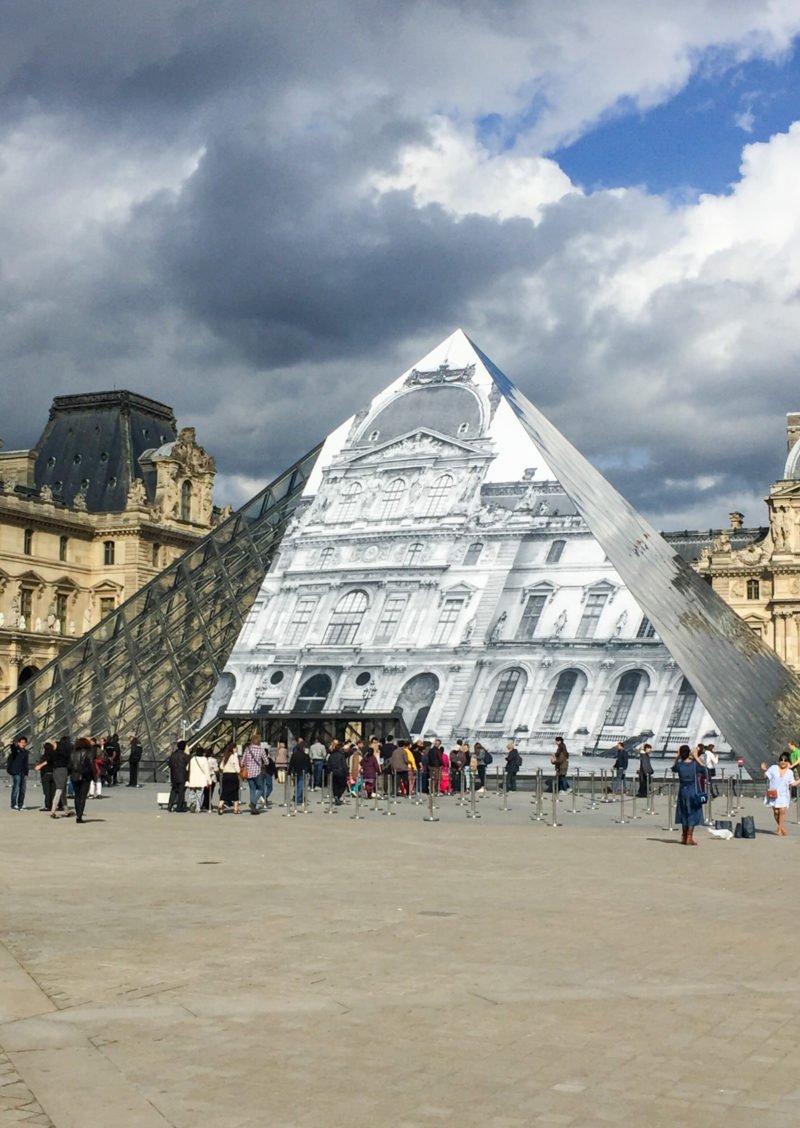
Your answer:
[671,744,705,845]
[218,741,241,815]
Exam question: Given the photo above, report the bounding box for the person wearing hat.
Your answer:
[167,739,189,812]
[6,734,29,810]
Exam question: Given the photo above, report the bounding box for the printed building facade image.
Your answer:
[220,331,721,755]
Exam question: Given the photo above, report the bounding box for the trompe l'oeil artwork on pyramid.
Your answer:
[216,330,800,775]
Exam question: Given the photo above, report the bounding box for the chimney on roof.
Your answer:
[729,511,744,529]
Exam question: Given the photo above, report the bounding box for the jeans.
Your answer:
[506,771,517,792]
[168,782,186,811]
[291,774,304,805]
[247,776,266,808]
[188,788,205,810]
[10,774,26,809]
[613,769,626,794]
[73,777,91,820]
[128,760,140,787]
[264,774,274,802]
[312,760,325,789]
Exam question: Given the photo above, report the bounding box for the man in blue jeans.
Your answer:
[7,735,29,810]
[240,734,269,813]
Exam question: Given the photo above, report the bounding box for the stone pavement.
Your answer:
[1,779,799,1127]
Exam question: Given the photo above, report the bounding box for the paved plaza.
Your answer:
[1,778,799,1127]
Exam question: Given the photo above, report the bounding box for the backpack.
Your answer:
[69,745,94,778]
[483,750,493,766]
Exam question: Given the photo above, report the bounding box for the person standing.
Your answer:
[703,743,719,798]
[288,740,312,805]
[327,743,348,805]
[69,737,96,823]
[612,741,628,795]
[6,735,29,810]
[106,733,122,786]
[50,736,73,817]
[89,740,104,800]
[187,746,212,812]
[167,739,189,812]
[637,743,655,799]
[127,734,143,787]
[360,744,379,797]
[34,741,57,812]
[760,752,800,836]
[204,746,219,810]
[310,737,327,790]
[548,737,569,793]
[380,735,397,796]
[505,742,522,791]
[390,741,411,797]
[275,741,289,785]
[218,742,241,814]
[671,743,705,845]
[427,739,443,796]
[450,741,465,794]
[240,733,269,813]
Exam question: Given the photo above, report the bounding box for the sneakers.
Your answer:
[256,795,266,810]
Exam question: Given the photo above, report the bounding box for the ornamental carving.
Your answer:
[404,363,475,387]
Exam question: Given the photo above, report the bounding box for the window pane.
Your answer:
[546,540,565,564]
[576,592,608,639]
[543,670,578,725]
[486,669,522,724]
[517,593,547,640]
[323,590,368,645]
[463,542,483,566]
[287,597,317,645]
[432,597,463,645]
[375,594,407,643]
[425,474,454,517]
[607,671,641,727]
[379,478,406,520]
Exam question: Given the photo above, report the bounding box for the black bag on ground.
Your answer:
[714,820,733,832]
[734,821,743,838]
[741,815,756,840]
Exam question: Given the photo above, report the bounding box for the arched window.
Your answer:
[425,473,454,517]
[463,541,483,566]
[672,677,697,728]
[181,480,192,521]
[380,478,406,520]
[406,543,423,565]
[746,579,760,600]
[336,480,363,523]
[485,668,524,725]
[543,670,579,725]
[319,547,335,568]
[296,673,332,713]
[607,671,643,727]
[323,590,368,645]
[546,539,566,564]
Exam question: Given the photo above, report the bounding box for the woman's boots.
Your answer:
[680,827,697,845]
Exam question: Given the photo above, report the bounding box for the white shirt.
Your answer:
[765,764,793,808]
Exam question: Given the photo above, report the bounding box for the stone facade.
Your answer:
[0,393,218,700]
[694,414,800,671]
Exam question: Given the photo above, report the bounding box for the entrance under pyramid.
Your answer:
[216,330,719,753]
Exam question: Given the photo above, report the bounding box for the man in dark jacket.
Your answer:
[327,745,348,805]
[612,742,629,795]
[167,740,189,812]
[6,735,29,810]
[127,734,143,787]
[288,742,312,805]
[505,742,522,791]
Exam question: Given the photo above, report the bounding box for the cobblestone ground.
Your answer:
[1,778,798,1127]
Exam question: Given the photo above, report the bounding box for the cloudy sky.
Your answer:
[2,1,800,531]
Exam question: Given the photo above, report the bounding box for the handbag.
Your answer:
[767,788,778,800]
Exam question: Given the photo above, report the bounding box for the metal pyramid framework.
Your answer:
[0,447,320,767]
[465,333,800,776]
[220,329,800,775]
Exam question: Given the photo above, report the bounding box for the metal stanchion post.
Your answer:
[371,780,381,813]
[387,771,397,816]
[300,772,312,814]
[614,781,627,824]
[705,775,714,826]
[456,768,466,808]
[423,786,439,822]
[549,777,561,827]
[630,779,640,819]
[589,770,598,810]
[279,773,290,808]
[567,768,579,815]
[663,777,676,832]
[323,773,335,815]
[466,773,481,819]
[283,776,297,818]
[414,766,423,805]
[500,768,510,812]
[350,780,364,820]
[530,769,545,822]
[600,768,611,803]
[644,772,653,815]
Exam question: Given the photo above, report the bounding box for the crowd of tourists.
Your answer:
[164,734,525,814]
[3,732,143,823]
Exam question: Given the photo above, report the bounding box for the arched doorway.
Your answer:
[296,673,332,714]
[395,673,439,735]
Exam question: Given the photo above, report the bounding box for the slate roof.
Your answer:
[662,527,768,563]
[33,391,177,512]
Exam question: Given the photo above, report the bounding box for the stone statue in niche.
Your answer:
[128,478,147,507]
[461,618,476,644]
[613,610,628,637]
[489,611,507,644]
[553,609,568,636]
[40,485,53,503]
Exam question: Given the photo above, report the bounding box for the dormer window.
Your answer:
[458,422,471,436]
[369,429,380,442]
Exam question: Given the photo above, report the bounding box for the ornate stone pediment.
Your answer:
[341,428,484,467]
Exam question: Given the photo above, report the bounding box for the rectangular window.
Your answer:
[23,529,33,555]
[103,540,116,566]
[286,597,317,645]
[576,592,608,639]
[55,592,68,629]
[516,593,547,640]
[432,597,464,645]
[152,543,161,568]
[375,594,407,644]
[636,616,656,639]
[20,588,33,624]
[59,535,68,562]
[99,597,115,620]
